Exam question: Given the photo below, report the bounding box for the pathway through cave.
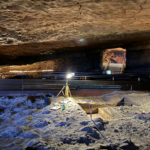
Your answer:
[103,48,126,74]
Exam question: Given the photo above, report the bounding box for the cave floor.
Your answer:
[74,91,150,120]
[0,91,150,149]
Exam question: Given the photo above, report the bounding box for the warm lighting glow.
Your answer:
[27,71,36,72]
[42,70,53,72]
[9,71,24,73]
[9,70,53,73]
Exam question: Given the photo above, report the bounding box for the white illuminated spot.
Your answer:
[9,71,23,73]
[42,70,53,72]
[106,70,111,75]
[66,74,72,78]
[66,73,75,79]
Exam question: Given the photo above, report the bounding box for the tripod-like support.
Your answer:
[57,80,72,98]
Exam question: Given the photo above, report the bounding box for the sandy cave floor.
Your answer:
[74,91,150,119]
[0,91,150,149]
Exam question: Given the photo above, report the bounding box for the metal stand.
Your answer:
[57,80,72,98]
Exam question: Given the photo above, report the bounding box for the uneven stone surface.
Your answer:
[0,50,102,73]
[74,91,149,113]
[1,92,150,149]
[0,96,109,150]
[1,0,150,59]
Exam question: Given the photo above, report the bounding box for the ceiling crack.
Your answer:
[132,0,147,20]
[76,1,82,15]
[138,0,147,14]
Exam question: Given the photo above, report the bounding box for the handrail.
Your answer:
[0,79,150,91]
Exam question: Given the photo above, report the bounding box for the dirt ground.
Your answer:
[74,91,150,120]
[1,91,150,150]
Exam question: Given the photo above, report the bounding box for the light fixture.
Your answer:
[57,72,75,98]
[106,70,111,75]
[66,73,75,79]
[66,74,72,79]
[42,70,53,72]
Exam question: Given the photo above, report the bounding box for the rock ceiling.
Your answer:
[0,0,150,58]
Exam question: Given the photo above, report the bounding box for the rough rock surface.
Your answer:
[0,96,109,150]
[103,48,126,64]
[1,0,150,58]
[1,92,150,149]
[0,51,101,73]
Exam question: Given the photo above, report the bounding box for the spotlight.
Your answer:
[66,74,72,79]
[106,70,111,75]
[57,73,75,98]
[66,73,75,79]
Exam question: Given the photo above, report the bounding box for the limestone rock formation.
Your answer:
[0,0,150,58]
[1,0,150,71]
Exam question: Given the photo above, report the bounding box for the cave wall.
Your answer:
[126,49,150,72]
[0,50,103,73]
[1,0,150,74]
[126,41,150,72]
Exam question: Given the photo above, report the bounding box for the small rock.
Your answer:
[34,120,48,128]
[0,127,22,138]
[19,132,39,139]
[42,110,51,114]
